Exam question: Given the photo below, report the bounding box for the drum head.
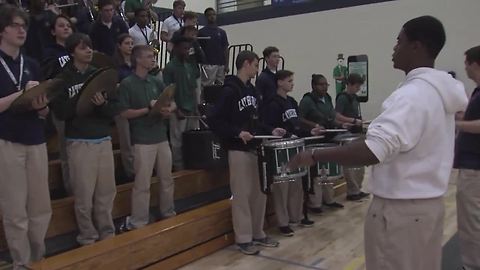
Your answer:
[76,68,118,117]
[10,78,66,113]
[306,143,338,149]
[333,133,364,144]
[263,137,305,149]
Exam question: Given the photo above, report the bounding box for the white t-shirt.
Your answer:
[129,24,156,46]
[161,15,183,51]
[365,67,468,199]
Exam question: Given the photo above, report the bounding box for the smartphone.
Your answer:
[347,55,369,102]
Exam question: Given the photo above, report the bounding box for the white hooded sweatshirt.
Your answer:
[365,67,469,199]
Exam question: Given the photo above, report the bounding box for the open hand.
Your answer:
[91,92,106,106]
[31,93,48,110]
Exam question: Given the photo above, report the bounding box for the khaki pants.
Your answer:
[308,178,335,207]
[343,166,365,195]
[229,150,267,243]
[0,140,51,268]
[114,115,135,178]
[364,196,444,270]
[272,178,303,227]
[201,65,226,86]
[457,169,480,269]
[67,140,116,245]
[169,113,198,170]
[129,142,175,228]
[52,114,71,194]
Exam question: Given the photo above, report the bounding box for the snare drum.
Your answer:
[306,143,342,185]
[333,133,364,145]
[258,138,308,193]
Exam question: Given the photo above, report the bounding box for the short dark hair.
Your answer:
[171,35,192,46]
[131,45,153,68]
[173,0,185,8]
[98,0,114,10]
[311,74,326,87]
[262,46,279,58]
[180,25,197,36]
[0,4,28,34]
[50,14,74,33]
[65,33,92,54]
[204,7,215,16]
[183,11,197,20]
[347,73,365,85]
[402,15,446,59]
[275,70,294,82]
[134,8,147,17]
[235,51,259,70]
[465,45,480,66]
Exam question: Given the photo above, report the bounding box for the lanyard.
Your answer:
[173,15,183,27]
[0,55,24,91]
[139,26,149,44]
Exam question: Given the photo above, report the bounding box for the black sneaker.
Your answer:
[346,194,362,201]
[253,237,279,248]
[308,207,323,215]
[300,218,315,227]
[279,226,294,237]
[324,202,344,208]
[358,192,370,199]
[237,242,260,255]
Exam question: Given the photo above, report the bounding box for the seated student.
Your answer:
[261,70,323,236]
[51,33,118,246]
[113,33,135,181]
[0,5,52,269]
[208,50,286,255]
[118,45,176,229]
[335,73,369,201]
[163,36,199,170]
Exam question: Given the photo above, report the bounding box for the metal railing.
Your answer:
[217,0,267,14]
[226,43,254,75]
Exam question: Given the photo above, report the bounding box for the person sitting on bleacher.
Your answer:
[163,36,199,170]
[118,45,176,229]
[0,5,52,269]
[50,33,119,246]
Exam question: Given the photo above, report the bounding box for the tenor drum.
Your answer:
[305,143,342,185]
[258,138,307,193]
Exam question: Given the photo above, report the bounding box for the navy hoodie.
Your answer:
[42,43,71,80]
[261,94,311,138]
[208,75,274,151]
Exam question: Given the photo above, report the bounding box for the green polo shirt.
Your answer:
[335,92,361,119]
[117,73,168,145]
[125,0,143,13]
[299,92,337,128]
[163,57,198,112]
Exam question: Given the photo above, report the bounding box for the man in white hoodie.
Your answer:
[288,16,468,270]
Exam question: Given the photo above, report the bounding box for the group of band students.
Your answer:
[0,1,232,268]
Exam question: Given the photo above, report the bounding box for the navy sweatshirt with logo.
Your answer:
[208,75,274,151]
[260,94,311,138]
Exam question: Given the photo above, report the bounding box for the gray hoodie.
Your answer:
[365,67,468,199]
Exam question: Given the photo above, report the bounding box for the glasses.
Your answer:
[8,22,27,31]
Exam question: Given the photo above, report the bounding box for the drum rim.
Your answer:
[272,170,308,181]
[306,143,338,149]
[333,134,364,143]
[263,137,305,148]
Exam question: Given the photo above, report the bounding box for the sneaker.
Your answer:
[324,202,344,208]
[308,207,323,215]
[279,226,294,237]
[300,218,315,227]
[253,237,279,248]
[346,194,362,201]
[358,192,370,199]
[237,242,260,255]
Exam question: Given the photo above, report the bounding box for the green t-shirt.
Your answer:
[299,92,337,128]
[333,65,348,95]
[163,57,199,112]
[117,73,168,145]
[335,92,361,119]
[125,0,143,13]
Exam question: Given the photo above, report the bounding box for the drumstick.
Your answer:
[303,135,326,141]
[251,135,282,139]
[196,36,211,40]
[362,120,372,124]
[324,129,348,133]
